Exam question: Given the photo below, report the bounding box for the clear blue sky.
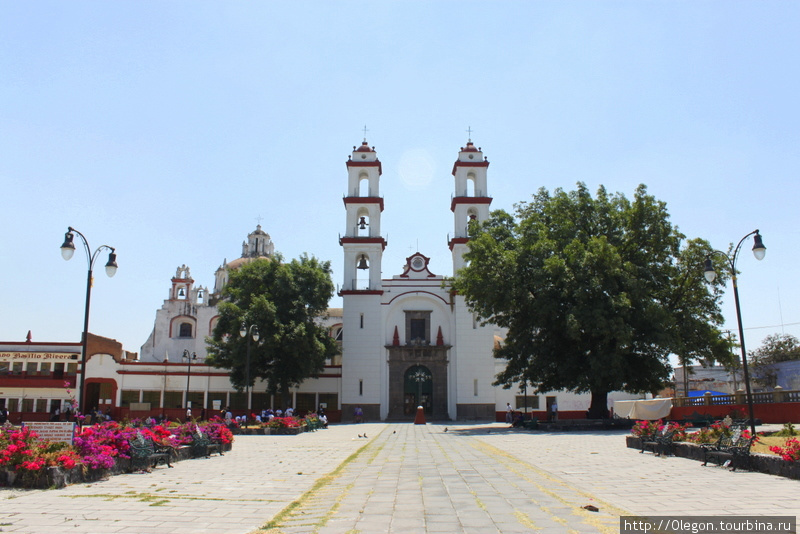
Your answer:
[2,2,798,362]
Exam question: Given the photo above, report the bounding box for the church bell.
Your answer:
[356,254,369,270]
[358,216,368,230]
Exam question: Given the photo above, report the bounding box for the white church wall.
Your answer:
[341,296,384,408]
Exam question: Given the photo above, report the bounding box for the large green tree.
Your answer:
[452,183,732,418]
[205,254,339,405]
[750,333,800,365]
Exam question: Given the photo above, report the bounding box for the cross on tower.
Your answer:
[362,125,369,141]
[466,126,473,142]
[255,215,264,226]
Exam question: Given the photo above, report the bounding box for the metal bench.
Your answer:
[640,427,676,456]
[129,431,173,470]
[191,430,223,458]
[701,427,754,471]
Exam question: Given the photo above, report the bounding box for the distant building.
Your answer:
[673,365,739,397]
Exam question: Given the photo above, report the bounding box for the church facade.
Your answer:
[338,139,501,421]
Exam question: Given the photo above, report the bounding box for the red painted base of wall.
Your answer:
[671,402,800,424]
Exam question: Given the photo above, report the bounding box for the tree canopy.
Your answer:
[749,333,800,388]
[750,333,800,366]
[205,254,339,403]
[452,183,732,417]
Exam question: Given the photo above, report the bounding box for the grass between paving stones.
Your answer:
[255,432,383,534]
[471,440,622,534]
[66,491,272,507]
[514,510,539,530]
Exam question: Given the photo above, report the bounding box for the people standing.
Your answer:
[550,400,558,422]
[505,403,513,424]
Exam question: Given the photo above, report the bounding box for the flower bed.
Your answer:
[230,414,327,435]
[265,416,304,435]
[0,417,233,489]
[627,419,800,480]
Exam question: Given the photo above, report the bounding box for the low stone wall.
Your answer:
[626,436,800,480]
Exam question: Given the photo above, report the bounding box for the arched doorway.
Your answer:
[404,365,432,415]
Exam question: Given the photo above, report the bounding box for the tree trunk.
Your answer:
[280,386,291,411]
[587,390,609,419]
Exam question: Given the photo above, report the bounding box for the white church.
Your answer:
[133,139,505,421]
[337,139,502,421]
[1,138,646,423]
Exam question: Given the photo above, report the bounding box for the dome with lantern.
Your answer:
[213,225,275,295]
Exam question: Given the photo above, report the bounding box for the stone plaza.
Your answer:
[1,422,798,533]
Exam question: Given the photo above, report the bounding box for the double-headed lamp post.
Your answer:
[182,350,198,409]
[60,227,118,415]
[240,323,259,411]
[703,229,766,437]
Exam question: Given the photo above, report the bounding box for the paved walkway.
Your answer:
[1,422,798,533]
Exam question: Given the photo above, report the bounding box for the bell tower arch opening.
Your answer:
[358,172,370,197]
[355,253,371,290]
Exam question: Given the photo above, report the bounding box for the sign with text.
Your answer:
[22,422,76,444]
[0,352,79,361]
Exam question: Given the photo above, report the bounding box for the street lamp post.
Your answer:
[60,227,118,415]
[703,229,766,437]
[239,323,259,411]
[410,367,431,411]
[183,350,198,410]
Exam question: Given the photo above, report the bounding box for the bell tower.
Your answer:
[449,140,492,273]
[170,264,194,301]
[448,139,497,421]
[340,138,387,423]
[339,139,386,292]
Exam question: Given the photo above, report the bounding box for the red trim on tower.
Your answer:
[338,290,384,296]
[346,160,383,175]
[343,197,384,211]
[450,196,492,212]
[339,237,387,250]
[452,160,489,174]
[448,237,469,251]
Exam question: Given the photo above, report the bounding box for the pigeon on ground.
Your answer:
[582,505,599,512]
